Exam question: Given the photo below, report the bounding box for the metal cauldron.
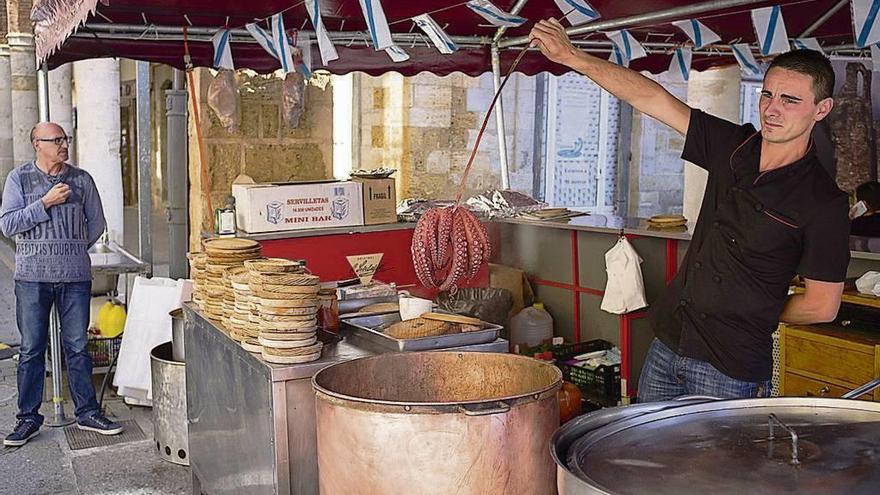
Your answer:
[552,380,880,495]
[313,351,562,495]
[170,308,185,362]
[150,342,189,466]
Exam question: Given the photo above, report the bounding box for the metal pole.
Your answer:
[45,305,73,427]
[166,69,189,279]
[136,61,153,270]
[491,44,510,189]
[800,0,848,37]
[492,0,530,43]
[38,64,49,121]
[500,0,771,48]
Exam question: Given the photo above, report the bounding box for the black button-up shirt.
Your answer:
[648,110,850,382]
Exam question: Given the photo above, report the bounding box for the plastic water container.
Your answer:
[510,303,554,349]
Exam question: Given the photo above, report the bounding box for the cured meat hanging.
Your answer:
[411,48,529,291]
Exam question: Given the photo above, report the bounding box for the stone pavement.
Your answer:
[0,240,191,494]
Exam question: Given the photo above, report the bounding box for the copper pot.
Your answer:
[313,351,561,495]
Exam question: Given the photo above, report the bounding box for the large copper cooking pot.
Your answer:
[313,351,561,495]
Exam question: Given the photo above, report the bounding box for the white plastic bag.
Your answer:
[600,237,648,314]
[855,271,880,296]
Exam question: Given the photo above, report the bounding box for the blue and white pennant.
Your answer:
[791,37,823,53]
[667,47,692,82]
[305,0,339,65]
[731,43,762,76]
[414,14,458,54]
[211,29,234,70]
[671,19,720,49]
[358,0,394,50]
[605,30,647,67]
[853,0,880,48]
[270,14,296,73]
[553,0,600,26]
[466,0,527,27]
[751,6,789,56]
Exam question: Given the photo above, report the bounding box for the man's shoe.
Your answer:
[77,413,123,436]
[4,419,40,447]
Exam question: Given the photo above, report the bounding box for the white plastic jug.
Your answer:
[510,303,554,349]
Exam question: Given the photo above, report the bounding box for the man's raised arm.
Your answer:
[529,18,691,136]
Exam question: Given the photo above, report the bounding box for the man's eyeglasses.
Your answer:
[35,136,73,146]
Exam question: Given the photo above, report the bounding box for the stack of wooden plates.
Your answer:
[187,252,208,310]
[245,259,323,364]
[229,269,258,351]
[222,266,249,339]
[202,238,262,321]
[648,214,687,229]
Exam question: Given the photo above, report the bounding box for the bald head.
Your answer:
[31,121,71,170]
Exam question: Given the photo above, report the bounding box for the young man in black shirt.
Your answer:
[530,19,849,401]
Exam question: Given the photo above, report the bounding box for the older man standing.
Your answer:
[1,122,122,447]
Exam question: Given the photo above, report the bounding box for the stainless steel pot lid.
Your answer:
[563,397,880,495]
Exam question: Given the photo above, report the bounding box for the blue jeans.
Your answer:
[15,281,99,424]
[637,338,771,403]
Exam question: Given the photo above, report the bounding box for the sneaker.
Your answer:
[77,413,123,436]
[4,419,40,447]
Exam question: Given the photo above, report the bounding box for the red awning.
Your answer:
[36,0,858,76]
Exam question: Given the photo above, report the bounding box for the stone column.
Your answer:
[684,65,742,224]
[74,58,124,243]
[0,2,14,192]
[48,63,73,157]
[6,0,38,167]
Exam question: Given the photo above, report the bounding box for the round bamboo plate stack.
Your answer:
[244,259,324,364]
[187,252,208,310]
[229,269,260,351]
[202,238,262,321]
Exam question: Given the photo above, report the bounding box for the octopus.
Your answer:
[411,206,490,292]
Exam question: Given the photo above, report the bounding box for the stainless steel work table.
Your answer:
[184,304,508,495]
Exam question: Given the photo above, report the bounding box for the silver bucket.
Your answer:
[150,342,189,466]
[170,308,185,362]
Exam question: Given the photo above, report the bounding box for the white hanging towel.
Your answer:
[385,44,410,62]
[305,0,340,65]
[211,29,235,70]
[553,0,600,26]
[113,277,192,404]
[731,43,762,76]
[358,0,394,50]
[667,47,691,82]
[672,19,721,49]
[600,237,648,314]
[606,30,647,64]
[853,0,880,48]
[791,37,823,53]
[751,5,789,55]
[466,0,527,27]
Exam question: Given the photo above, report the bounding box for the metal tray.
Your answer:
[341,312,502,352]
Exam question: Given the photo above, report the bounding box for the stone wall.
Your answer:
[188,69,333,248]
[353,72,536,201]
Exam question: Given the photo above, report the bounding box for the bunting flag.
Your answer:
[731,43,762,76]
[466,0,527,27]
[791,37,824,53]
[358,0,394,50]
[606,30,647,64]
[211,29,235,70]
[305,0,340,65]
[413,14,458,54]
[672,19,721,49]
[668,47,692,82]
[296,31,314,78]
[853,0,880,48]
[246,23,278,60]
[385,45,410,62]
[553,0,600,26]
[608,44,626,66]
[270,14,296,73]
[751,5,789,56]
[872,44,880,71]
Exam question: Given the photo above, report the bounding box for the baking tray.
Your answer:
[341,312,502,352]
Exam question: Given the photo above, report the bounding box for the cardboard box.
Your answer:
[353,177,397,225]
[232,181,364,233]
